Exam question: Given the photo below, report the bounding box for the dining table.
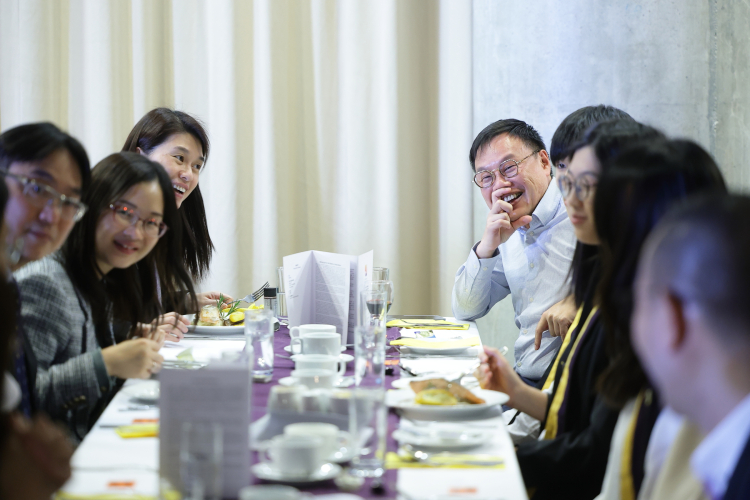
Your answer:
[58,319,528,500]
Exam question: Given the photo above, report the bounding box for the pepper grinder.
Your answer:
[263,287,278,318]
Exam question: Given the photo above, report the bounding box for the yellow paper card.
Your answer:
[384,452,504,469]
[115,424,159,439]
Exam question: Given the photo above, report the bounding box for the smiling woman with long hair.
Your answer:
[16,152,196,440]
[123,108,232,308]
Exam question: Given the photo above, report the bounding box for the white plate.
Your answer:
[185,313,279,335]
[396,338,476,356]
[278,377,354,388]
[252,462,341,484]
[121,380,160,404]
[284,345,346,354]
[391,375,479,390]
[392,425,486,449]
[291,353,354,363]
[386,388,508,419]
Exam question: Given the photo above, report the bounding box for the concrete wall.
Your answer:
[470,0,750,355]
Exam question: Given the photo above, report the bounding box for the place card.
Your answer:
[159,361,251,496]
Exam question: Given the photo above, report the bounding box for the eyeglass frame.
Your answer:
[1,170,88,221]
[557,171,600,201]
[108,203,169,238]
[473,149,541,188]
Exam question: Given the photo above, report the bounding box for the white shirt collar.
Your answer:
[691,392,750,499]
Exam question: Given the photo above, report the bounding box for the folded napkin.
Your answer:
[387,319,470,330]
[115,423,159,439]
[57,494,179,500]
[385,451,504,469]
[390,337,480,349]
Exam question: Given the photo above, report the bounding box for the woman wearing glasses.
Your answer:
[15,152,195,440]
[477,120,666,500]
[123,108,233,310]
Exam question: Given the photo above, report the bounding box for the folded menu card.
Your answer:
[283,249,373,342]
[159,361,251,497]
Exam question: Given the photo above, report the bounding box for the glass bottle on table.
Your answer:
[349,325,386,478]
[244,308,274,382]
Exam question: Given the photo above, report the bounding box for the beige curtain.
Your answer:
[0,0,474,316]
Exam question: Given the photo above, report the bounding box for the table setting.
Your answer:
[57,265,528,500]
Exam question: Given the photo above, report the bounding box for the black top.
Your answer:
[724,434,750,500]
[515,258,620,500]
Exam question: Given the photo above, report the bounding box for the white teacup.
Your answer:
[291,369,336,389]
[260,435,323,476]
[239,485,302,500]
[290,332,341,356]
[292,354,345,376]
[289,323,336,340]
[267,385,305,413]
[284,422,348,458]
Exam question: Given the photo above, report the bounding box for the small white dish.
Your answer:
[386,388,508,419]
[278,376,353,388]
[392,425,486,449]
[284,345,347,354]
[121,380,160,404]
[185,313,279,335]
[252,462,341,484]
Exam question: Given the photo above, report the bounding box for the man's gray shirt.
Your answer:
[452,181,576,381]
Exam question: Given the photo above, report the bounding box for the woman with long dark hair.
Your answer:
[123,108,232,308]
[594,140,727,500]
[16,152,196,440]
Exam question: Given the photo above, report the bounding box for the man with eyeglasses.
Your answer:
[452,118,576,386]
[0,122,90,498]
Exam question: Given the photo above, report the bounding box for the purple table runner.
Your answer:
[250,325,401,498]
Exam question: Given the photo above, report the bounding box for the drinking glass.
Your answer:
[349,325,386,478]
[359,290,387,328]
[277,267,286,293]
[180,422,223,500]
[245,308,274,382]
[372,267,389,282]
[277,292,288,322]
[369,280,394,315]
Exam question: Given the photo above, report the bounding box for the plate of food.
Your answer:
[186,298,278,335]
[386,378,508,419]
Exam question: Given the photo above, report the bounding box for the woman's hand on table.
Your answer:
[476,346,550,421]
[534,294,576,350]
[102,338,164,379]
[0,412,73,500]
[476,346,524,405]
[195,291,235,310]
[150,312,189,343]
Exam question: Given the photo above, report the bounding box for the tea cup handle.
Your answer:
[290,337,302,354]
[336,430,350,449]
[336,358,346,376]
[259,441,274,465]
[290,326,300,339]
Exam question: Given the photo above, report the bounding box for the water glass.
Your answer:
[277,266,286,293]
[277,292,288,322]
[359,290,387,328]
[372,267,389,282]
[179,422,223,500]
[349,325,386,478]
[245,308,274,382]
[369,280,394,315]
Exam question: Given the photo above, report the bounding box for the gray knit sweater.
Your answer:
[15,254,115,440]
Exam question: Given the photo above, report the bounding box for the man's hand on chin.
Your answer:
[476,191,532,258]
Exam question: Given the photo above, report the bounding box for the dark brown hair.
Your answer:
[122,108,213,282]
[594,139,727,408]
[61,152,196,344]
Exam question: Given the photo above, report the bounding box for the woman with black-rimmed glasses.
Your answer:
[15,152,196,440]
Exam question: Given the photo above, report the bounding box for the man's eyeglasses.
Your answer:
[109,203,168,238]
[2,171,88,221]
[473,150,541,188]
[558,171,599,201]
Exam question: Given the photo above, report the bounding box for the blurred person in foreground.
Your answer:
[632,194,750,500]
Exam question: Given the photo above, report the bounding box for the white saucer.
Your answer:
[328,445,356,464]
[392,425,486,449]
[252,462,341,484]
[121,380,160,404]
[284,345,347,354]
[278,377,354,388]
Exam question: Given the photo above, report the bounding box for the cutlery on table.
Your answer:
[118,404,157,412]
[238,281,270,305]
[396,444,504,467]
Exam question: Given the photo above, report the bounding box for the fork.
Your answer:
[238,281,270,304]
